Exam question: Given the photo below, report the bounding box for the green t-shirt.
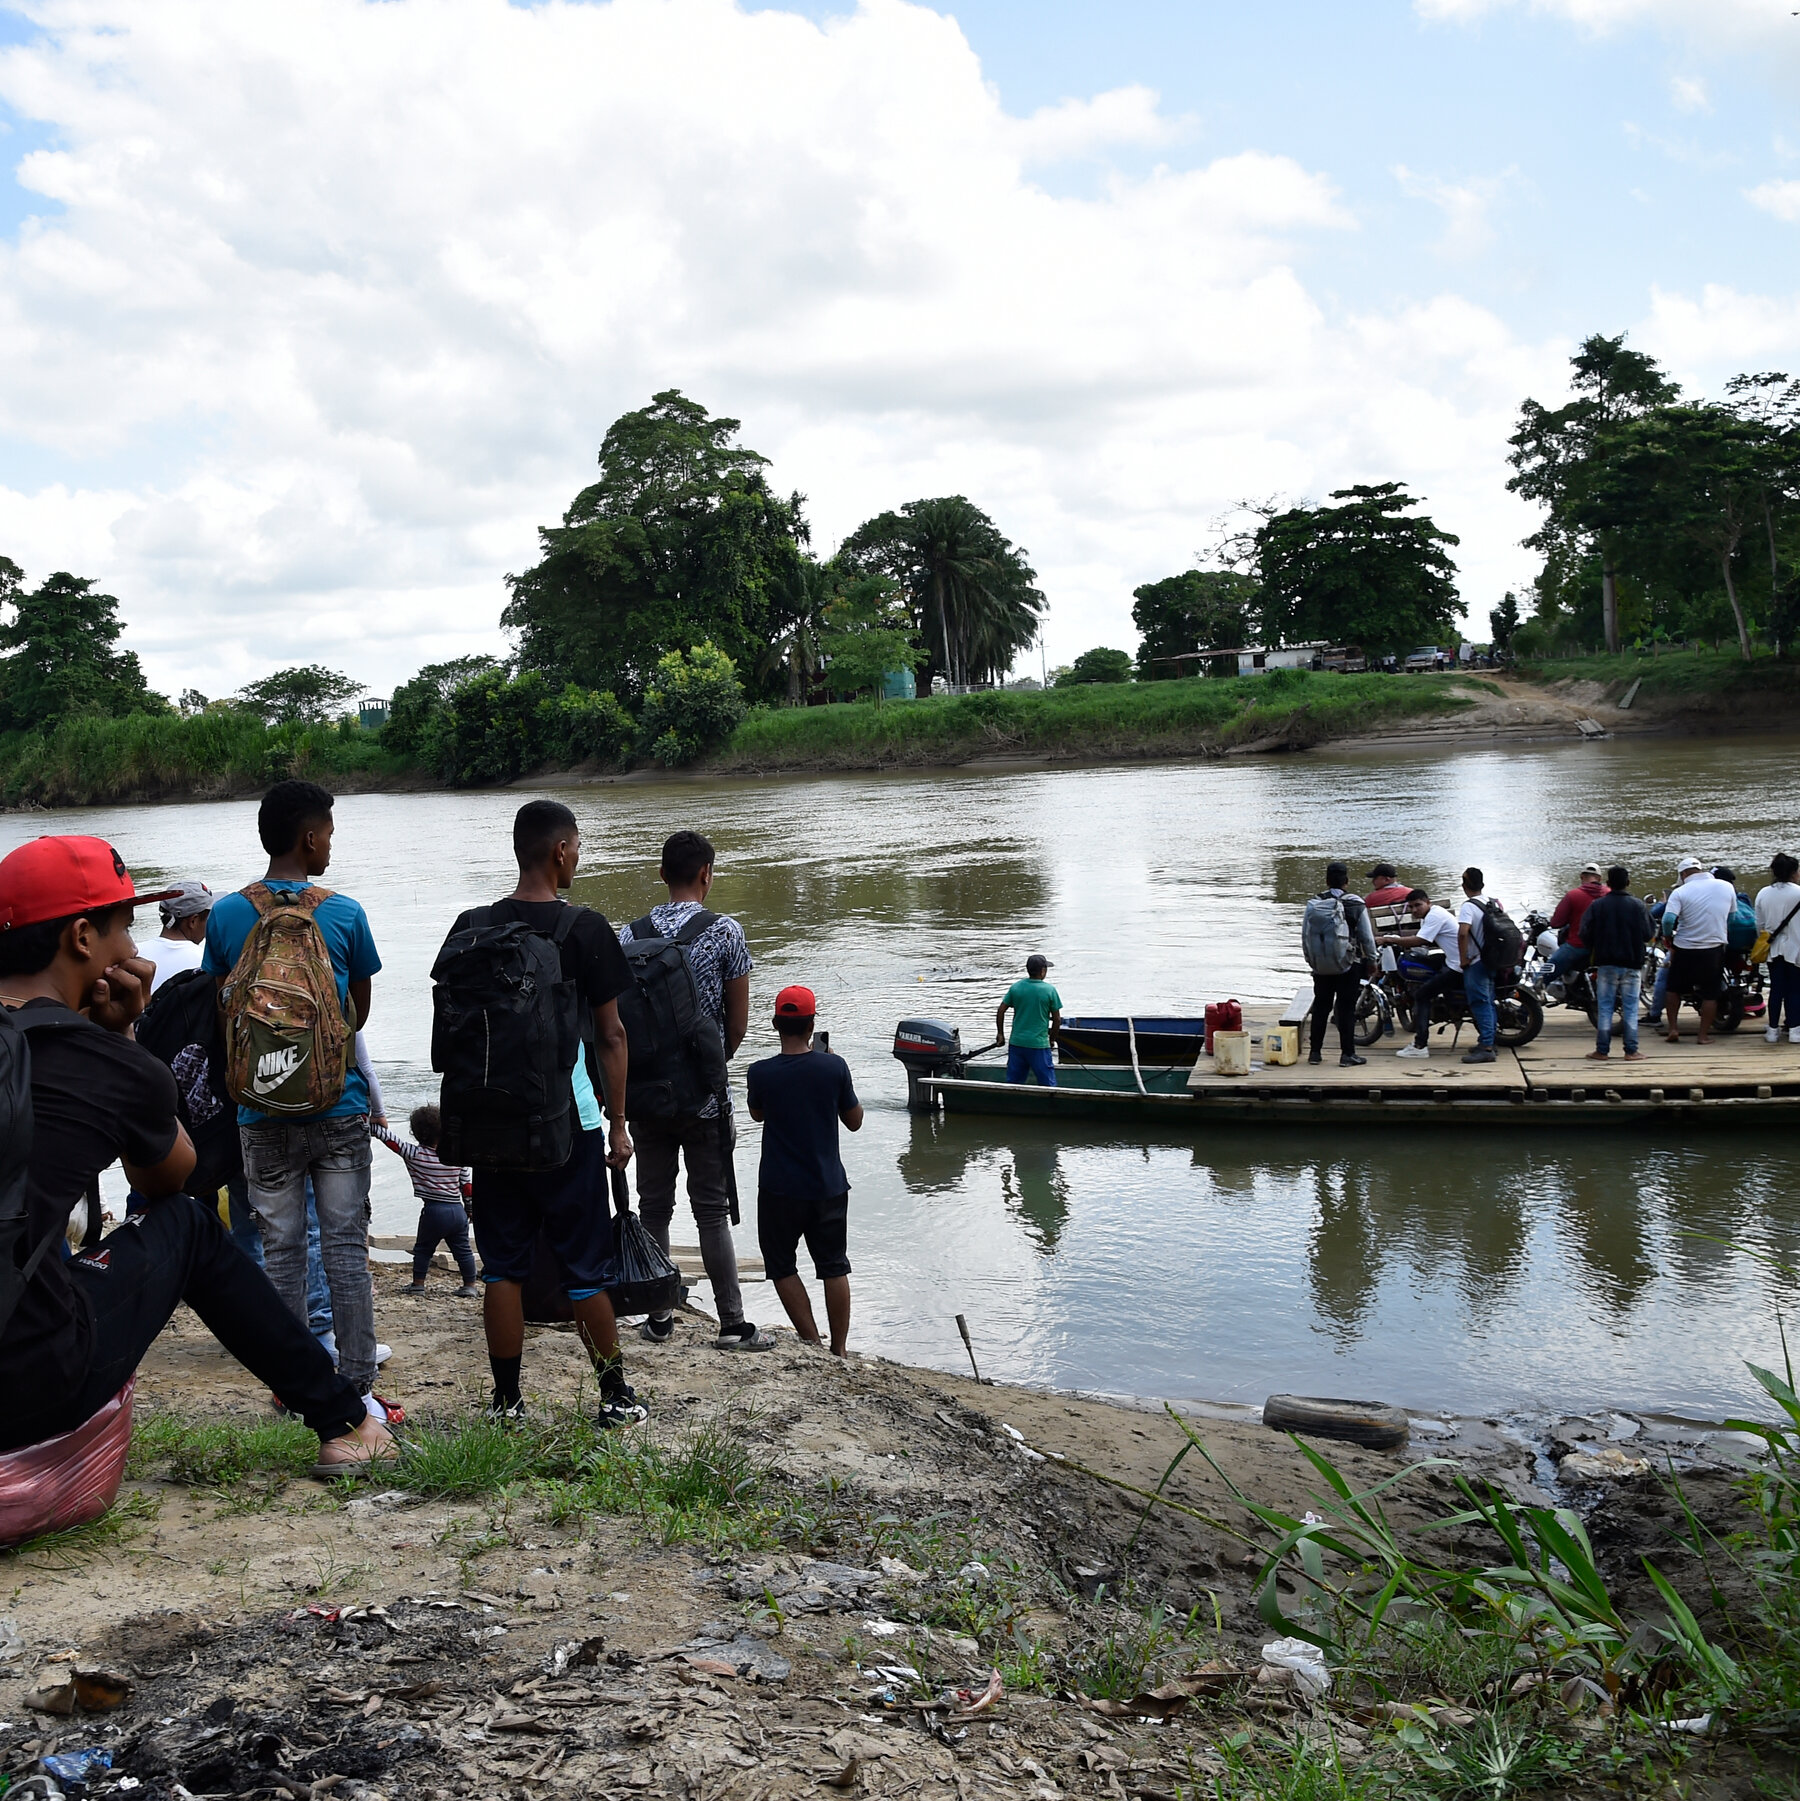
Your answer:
[1003,979,1063,1049]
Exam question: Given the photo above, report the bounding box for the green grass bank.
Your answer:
[1513,647,1800,710]
[0,708,412,808]
[715,669,1488,773]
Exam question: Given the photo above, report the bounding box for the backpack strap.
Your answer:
[551,906,580,947]
[629,912,661,943]
[242,882,330,915]
[673,909,718,948]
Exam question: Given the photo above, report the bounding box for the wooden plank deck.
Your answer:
[1186,1005,1800,1105]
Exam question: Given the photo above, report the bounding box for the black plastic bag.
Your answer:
[606,1166,681,1317]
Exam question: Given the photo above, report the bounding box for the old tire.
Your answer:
[1262,1394,1411,1452]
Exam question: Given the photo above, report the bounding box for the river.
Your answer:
[11,732,1800,1421]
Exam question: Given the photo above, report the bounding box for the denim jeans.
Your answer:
[1547,942,1588,984]
[635,1113,743,1328]
[240,1115,375,1393]
[1593,965,1641,1056]
[1462,959,1498,1048]
[1769,959,1800,1033]
[304,1182,334,1340]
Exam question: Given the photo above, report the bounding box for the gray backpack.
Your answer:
[1302,893,1355,974]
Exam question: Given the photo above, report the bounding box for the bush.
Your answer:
[1055,646,1133,686]
[638,642,747,766]
[543,682,634,766]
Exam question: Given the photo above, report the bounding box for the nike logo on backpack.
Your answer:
[250,1044,308,1095]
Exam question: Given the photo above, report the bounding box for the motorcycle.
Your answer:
[1353,947,1544,1049]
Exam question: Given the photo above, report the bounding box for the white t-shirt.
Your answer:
[141,932,204,993]
[1756,881,1800,963]
[1411,904,1462,971]
[1663,874,1734,950]
[1457,896,1498,962]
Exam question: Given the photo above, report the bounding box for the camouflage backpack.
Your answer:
[220,884,355,1115]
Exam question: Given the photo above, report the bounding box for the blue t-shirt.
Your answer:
[746,1049,859,1202]
[203,881,383,1122]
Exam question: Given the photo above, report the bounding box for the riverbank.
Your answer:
[3,1290,1793,1799]
[6,655,1798,809]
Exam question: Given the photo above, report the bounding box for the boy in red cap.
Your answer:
[0,835,391,1476]
[744,985,862,1356]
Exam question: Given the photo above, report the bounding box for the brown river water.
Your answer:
[11,732,1800,1421]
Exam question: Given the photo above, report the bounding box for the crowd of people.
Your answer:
[1303,851,1800,1063]
[0,785,864,1492]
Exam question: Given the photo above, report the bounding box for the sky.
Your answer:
[0,0,1796,700]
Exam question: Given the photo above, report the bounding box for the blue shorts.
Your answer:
[1006,1045,1057,1086]
[470,1127,615,1296]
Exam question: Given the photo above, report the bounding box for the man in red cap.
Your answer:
[744,985,862,1357]
[0,834,392,1476]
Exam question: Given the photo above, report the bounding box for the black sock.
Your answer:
[490,1354,522,1407]
[596,1356,626,1401]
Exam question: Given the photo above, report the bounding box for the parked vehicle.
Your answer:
[1353,948,1544,1049]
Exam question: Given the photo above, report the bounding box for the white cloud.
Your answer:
[1669,74,1709,113]
[0,0,1570,696]
[1416,0,1790,36]
[1747,179,1800,222]
[1393,164,1519,258]
[1641,283,1800,381]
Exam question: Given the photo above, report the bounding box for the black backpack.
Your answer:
[0,1003,85,1341]
[135,967,243,1201]
[431,906,582,1172]
[618,910,729,1124]
[1478,899,1526,978]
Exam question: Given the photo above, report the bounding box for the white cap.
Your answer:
[1676,856,1703,876]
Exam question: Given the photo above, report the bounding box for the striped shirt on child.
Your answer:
[373,1124,470,1204]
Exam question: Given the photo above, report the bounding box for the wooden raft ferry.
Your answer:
[895,1004,1800,1129]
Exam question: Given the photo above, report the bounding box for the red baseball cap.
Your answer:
[0,836,183,931]
[773,984,816,1018]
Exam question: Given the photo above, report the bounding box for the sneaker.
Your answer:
[715,1321,775,1351]
[598,1385,649,1431]
[1791,1028,1800,1045]
[1767,1027,1781,1044]
[400,1281,426,1294]
[454,1283,479,1299]
[638,1315,675,1343]
[375,1343,393,1367]
[1395,1045,1429,1059]
[1462,1047,1497,1064]
[487,1394,527,1425]
[1338,1054,1367,1067]
[1307,1051,1323,1065]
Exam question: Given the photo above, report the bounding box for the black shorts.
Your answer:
[1668,945,1726,1001]
[471,1127,615,1296]
[757,1190,851,1282]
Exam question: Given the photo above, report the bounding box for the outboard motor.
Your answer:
[893,1018,962,1112]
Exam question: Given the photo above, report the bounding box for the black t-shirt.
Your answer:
[746,1049,859,1201]
[448,900,631,1012]
[1,1002,181,1450]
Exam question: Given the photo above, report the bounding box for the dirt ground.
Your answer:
[0,1288,1774,1800]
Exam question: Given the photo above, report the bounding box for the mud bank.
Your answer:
[2,1288,1783,1800]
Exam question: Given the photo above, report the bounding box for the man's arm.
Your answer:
[1048,1006,1062,1040]
[722,973,750,1060]
[349,978,372,1030]
[1458,917,1475,965]
[840,1066,864,1132]
[123,1121,197,1200]
[995,1000,1010,1039]
[592,998,633,1167]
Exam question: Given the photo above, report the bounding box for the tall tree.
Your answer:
[0,567,164,731]
[502,391,806,704]
[1488,591,1521,653]
[839,496,1043,689]
[1508,333,1680,652]
[235,664,363,724]
[1131,569,1256,676]
[1252,484,1460,655]
[1725,372,1800,652]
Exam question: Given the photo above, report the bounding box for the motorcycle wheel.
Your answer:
[1353,986,1388,1047]
[1718,990,1746,1034]
[1495,988,1544,1048]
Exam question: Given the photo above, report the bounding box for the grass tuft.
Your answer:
[1,1489,162,1568]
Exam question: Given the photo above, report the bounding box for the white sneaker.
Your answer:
[1395,1044,1429,1059]
[1767,1027,1781,1044]
[1791,1027,1800,1044]
[375,1342,393,1367]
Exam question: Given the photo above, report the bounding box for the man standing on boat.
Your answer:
[1303,863,1377,1067]
[997,955,1062,1086]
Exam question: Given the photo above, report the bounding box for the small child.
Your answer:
[375,1104,478,1296]
[744,985,863,1357]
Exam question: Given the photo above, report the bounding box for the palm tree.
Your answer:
[761,551,833,703]
[839,497,1045,690]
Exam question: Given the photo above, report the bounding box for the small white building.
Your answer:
[1236,643,1327,676]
